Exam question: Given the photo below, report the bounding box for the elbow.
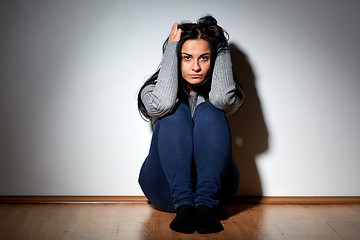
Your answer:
[209,93,243,115]
[141,92,176,118]
[146,99,175,118]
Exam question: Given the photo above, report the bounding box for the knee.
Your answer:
[159,103,192,129]
[193,102,230,140]
[193,102,226,123]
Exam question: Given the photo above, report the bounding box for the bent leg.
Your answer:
[138,119,174,212]
[193,102,235,208]
[158,104,195,209]
[138,103,195,212]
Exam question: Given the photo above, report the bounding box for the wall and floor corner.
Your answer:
[0,0,359,198]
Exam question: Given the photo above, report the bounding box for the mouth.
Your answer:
[189,74,202,78]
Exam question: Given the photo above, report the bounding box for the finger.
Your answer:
[169,23,180,42]
[175,27,182,38]
[170,23,179,35]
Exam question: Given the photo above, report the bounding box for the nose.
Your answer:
[191,60,201,72]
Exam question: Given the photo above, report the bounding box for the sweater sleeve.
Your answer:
[209,50,244,115]
[140,41,178,118]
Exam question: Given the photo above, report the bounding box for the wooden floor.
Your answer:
[0,203,359,240]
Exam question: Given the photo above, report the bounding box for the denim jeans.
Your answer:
[139,102,239,212]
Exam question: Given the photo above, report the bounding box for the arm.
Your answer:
[209,50,244,115]
[140,24,182,118]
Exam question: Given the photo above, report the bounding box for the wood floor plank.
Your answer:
[64,204,122,233]
[324,205,360,240]
[62,231,118,240]
[0,203,360,240]
[263,205,344,240]
[0,204,71,240]
[117,222,147,240]
[220,204,285,240]
[327,222,360,240]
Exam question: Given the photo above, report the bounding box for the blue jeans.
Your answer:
[139,102,239,212]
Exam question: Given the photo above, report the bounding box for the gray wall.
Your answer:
[1,0,359,196]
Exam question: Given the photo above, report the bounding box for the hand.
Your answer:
[168,23,182,42]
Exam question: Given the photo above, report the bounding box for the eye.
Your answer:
[201,56,209,61]
[183,56,191,61]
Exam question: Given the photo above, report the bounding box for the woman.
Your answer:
[137,15,244,234]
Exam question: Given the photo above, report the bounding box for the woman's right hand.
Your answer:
[168,23,182,42]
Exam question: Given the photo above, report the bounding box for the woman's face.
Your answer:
[181,39,211,91]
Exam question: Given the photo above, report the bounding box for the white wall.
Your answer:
[1,0,359,196]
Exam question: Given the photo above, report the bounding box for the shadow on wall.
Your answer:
[228,43,269,197]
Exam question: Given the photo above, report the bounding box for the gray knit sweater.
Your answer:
[141,41,243,122]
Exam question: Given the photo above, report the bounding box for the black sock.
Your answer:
[196,205,224,234]
[169,205,196,234]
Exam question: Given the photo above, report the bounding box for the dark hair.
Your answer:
[137,15,229,120]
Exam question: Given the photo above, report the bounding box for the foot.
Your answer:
[169,205,196,234]
[196,205,224,234]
